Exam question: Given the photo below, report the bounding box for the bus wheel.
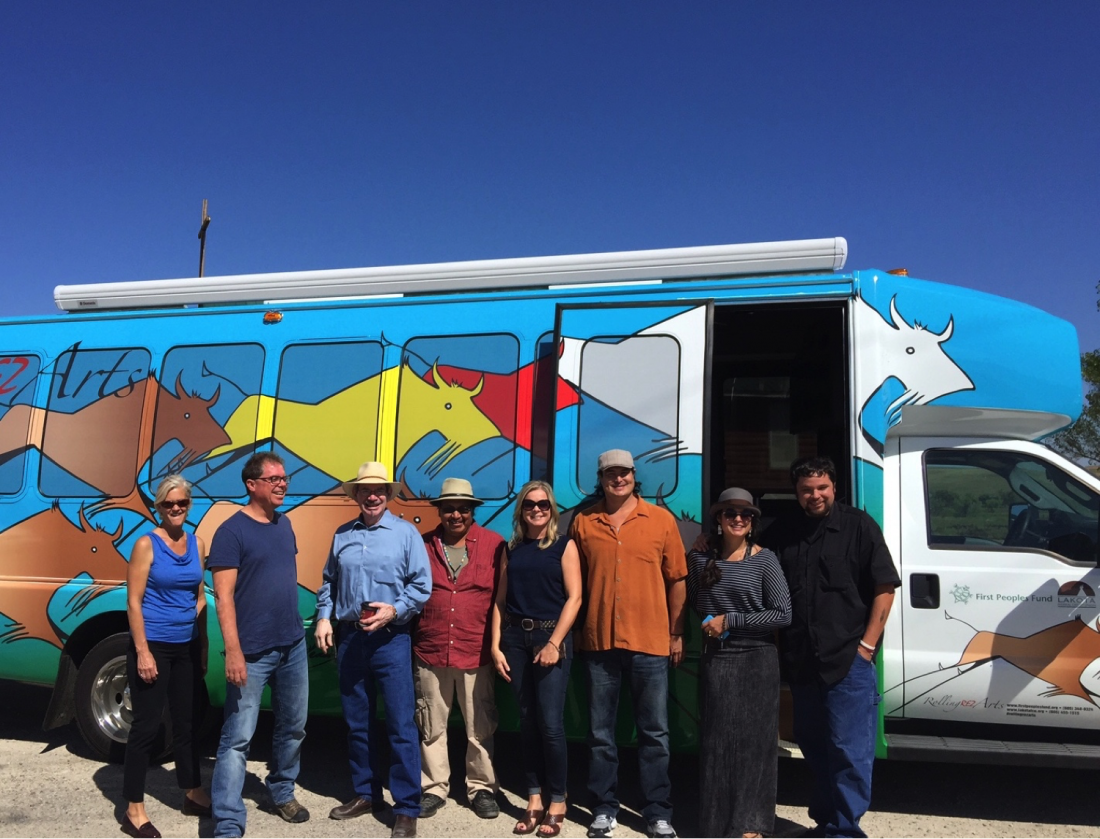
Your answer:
[74,633,171,763]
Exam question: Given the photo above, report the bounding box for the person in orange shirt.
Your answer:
[569,450,688,839]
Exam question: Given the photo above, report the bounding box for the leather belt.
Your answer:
[504,614,557,631]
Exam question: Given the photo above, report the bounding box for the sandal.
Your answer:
[514,809,545,835]
[538,811,565,837]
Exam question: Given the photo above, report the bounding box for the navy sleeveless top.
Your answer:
[142,532,203,644]
[506,535,569,621]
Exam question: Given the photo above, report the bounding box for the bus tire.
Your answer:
[74,633,171,763]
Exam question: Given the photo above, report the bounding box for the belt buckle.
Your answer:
[520,618,536,631]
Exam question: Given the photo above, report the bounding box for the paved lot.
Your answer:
[0,680,1096,838]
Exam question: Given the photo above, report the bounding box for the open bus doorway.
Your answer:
[707,301,851,534]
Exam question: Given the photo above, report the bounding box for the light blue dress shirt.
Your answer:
[315,510,431,624]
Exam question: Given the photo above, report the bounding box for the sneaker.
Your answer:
[419,792,446,818]
[646,819,676,838]
[470,790,500,819]
[587,814,617,838]
[273,798,310,823]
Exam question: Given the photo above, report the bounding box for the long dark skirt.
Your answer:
[698,637,780,837]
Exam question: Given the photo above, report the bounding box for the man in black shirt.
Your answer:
[761,457,900,839]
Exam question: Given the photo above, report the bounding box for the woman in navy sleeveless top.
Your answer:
[121,475,211,838]
[490,481,582,837]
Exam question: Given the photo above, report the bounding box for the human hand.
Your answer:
[691,533,709,553]
[669,635,684,667]
[225,649,247,687]
[314,618,334,654]
[702,614,727,639]
[534,642,562,667]
[136,649,157,683]
[491,647,511,682]
[857,644,875,663]
[360,602,397,632]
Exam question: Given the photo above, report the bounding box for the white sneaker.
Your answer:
[646,819,677,838]
[588,814,618,837]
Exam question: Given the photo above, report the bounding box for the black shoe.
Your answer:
[471,790,500,819]
[181,796,212,818]
[419,793,446,818]
[273,798,310,823]
[120,816,162,838]
[392,814,418,837]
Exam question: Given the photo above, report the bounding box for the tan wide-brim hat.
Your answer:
[342,461,395,498]
[708,486,762,519]
[430,477,483,506]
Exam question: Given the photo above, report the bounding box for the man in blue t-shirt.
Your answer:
[208,452,309,838]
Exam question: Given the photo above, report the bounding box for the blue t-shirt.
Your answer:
[207,510,304,655]
[505,535,569,621]
[142,532,203,644]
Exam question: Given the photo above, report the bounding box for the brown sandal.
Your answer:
[514,809,545,835]
[538,812,565,837]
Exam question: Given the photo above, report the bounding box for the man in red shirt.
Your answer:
[413,478,506,821]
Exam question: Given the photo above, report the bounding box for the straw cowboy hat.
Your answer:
[342,461,396,498]
[430,477,483,506]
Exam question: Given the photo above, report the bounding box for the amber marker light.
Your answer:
[263,310,284,325]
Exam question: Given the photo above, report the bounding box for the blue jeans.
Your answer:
[337,623,421,817]
[790,654,881,838]
[211,637,309,838]
[501,625,572,802]
[584,649,672,823]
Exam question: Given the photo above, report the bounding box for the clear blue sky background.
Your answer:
[3,3,1098,351]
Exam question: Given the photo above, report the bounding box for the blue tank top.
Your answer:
[141,532,203,644]
[506,535,569,621]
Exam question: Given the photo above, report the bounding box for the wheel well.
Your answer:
[63,611,129,668]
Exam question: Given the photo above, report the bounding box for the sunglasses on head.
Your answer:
[721,508,755,521]
[158,499,191,510]
[521,498,552,512]
[440,505,473,515]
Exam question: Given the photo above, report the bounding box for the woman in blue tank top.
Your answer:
[490,481,582,837]
[121,475,211,838]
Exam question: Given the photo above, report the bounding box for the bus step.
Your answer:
[886,733,1100,769]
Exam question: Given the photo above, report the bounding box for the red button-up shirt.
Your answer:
[413,521,505,669]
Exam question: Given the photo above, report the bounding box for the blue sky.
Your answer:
[2,3,1098,351]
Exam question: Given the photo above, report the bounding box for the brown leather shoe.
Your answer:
[392,814,418,837]
[329,797,389,820]
[120,815,162,838]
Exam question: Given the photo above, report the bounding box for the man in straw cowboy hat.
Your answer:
[413,477,507,821]
[315,462,432,838]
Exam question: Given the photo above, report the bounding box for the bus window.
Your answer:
[40,346,151,498]
[0,354,40,494]
[274,341,385,495]
[397,334,519,500]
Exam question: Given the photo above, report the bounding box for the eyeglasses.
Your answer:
[253,475,291,486]
[355,486,388,497]
[521,499,552,512]
[158,499,191,510]
[721,508,755,521]
[440,505,473,516]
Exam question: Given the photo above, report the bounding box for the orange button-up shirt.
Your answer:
[570,496,688,657]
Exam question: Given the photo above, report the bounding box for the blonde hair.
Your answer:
[153,474,192,509]
[509,480,560,550]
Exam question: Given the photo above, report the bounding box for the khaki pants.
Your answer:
[413,659,499,799]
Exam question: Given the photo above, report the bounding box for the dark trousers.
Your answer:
[124,637,204,803]
[501,625,573,802]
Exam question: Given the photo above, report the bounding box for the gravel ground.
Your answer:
[0,680,1096,838]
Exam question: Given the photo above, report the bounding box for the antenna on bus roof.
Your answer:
[198,199,211,277]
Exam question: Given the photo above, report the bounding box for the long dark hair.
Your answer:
[701,516,756,588]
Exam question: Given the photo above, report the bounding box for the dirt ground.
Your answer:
[0,680,1096,838]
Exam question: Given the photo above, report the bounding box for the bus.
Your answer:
[3,236,1097,767]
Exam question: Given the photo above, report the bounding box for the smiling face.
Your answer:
[246,460,289,510]
[436,501,474,542]
[717,504,755,543]
[355,483,390,526]
[520,488,552,537]
[599,466,636,501]
[796,473,836,518]
[157,488,192,529]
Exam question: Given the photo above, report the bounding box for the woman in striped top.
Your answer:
[687,487,791,838]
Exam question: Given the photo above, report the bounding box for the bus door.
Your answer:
[893,437,1100,731]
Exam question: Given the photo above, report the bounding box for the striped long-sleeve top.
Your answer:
[686,546,792,639]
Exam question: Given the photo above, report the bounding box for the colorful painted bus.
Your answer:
[3,236,1098,766]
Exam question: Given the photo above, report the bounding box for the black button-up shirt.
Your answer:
[761,502,900,687]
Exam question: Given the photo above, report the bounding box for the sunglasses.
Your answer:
[158,499,191,511]
[721,508,755,521]
[440,505,473,515]
[521,498,552,512]
[254,475,291,486]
